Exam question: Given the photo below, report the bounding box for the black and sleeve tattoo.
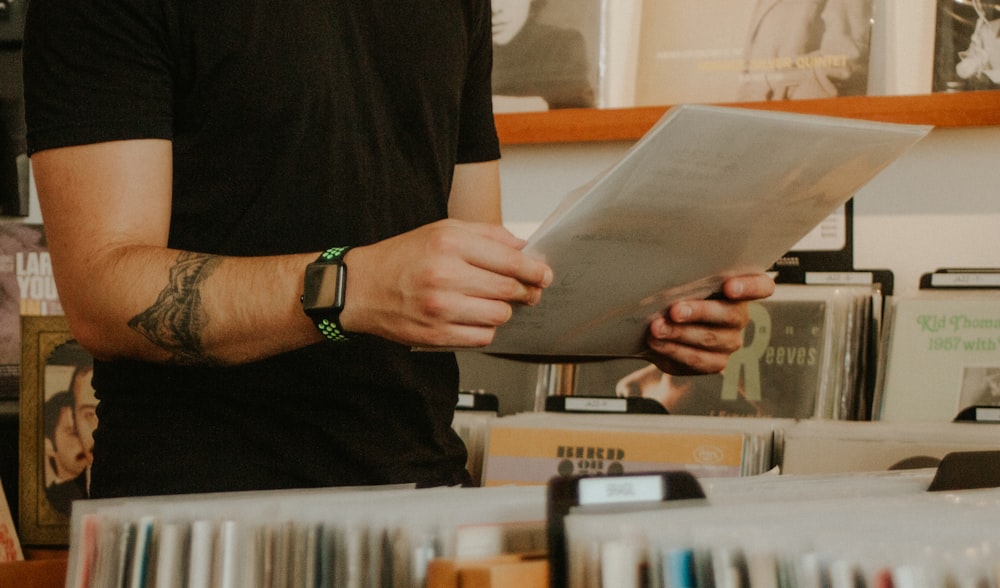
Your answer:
[128,251,224,365]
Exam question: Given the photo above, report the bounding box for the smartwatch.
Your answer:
[301,246,353,342]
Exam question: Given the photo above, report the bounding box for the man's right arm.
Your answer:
[32,139,325,365]
[32,140,554,366]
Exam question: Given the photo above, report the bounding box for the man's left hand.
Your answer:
[643,274,775,375]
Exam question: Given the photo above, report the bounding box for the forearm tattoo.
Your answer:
[128,252,224,365]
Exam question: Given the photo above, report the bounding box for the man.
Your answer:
[23,0,773,498]
[42,390,86,516]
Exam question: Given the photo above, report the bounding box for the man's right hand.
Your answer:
[339,219,553,348]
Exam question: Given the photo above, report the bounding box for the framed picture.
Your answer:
[18,315,95,546]
[491,0,604,112]
[933,0,1000,92]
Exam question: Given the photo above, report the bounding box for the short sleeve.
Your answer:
[455,0,500,164]
[23,0,175,155]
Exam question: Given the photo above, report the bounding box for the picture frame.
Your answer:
[18,315,94,546]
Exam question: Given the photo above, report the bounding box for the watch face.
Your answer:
[302,262,346,314]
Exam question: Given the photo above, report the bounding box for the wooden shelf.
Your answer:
[0,558,67,588]
[495,91,1000,145]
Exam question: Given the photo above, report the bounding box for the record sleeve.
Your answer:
[471,105,929,358]
[876,293,1000,422]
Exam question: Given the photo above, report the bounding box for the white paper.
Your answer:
[480,104,930,357]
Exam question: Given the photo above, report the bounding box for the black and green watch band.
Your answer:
[301,246,353,342]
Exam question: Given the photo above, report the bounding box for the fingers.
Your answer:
[644,273,773,376]
[415,221,551,308]
[720,273,775,301]
[643,346,735,377]
[659,298,750,336]
[458,267,546,307]
[646,308,746,374]
[457,222,553,292]
[648,312,747,358]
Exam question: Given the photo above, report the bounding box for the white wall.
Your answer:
[497,124,1000,298]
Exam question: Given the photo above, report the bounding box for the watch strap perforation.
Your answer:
[304,246,352,343]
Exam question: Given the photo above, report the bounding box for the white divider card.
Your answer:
[565,397,628,414]
[926,272,1000,289]
[545,395,668,415]
[455,391,499,412]
[577,474,664,506]
[969,406,1000,422]
[920,268,1000,290]
[547,471,707,588]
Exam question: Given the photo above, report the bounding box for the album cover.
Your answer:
[571,284,883,420]
[483,425,747,486]
[933,0,1000,92]
[634,0,875,106]
[481,413,758,486]
[0,222,62,400]
[612,298,830,419]
[876,293,1000,421]
[491,0,642,112]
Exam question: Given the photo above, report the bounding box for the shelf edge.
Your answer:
[495,91,1000,145]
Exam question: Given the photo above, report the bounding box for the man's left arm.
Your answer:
[448,160,503,223]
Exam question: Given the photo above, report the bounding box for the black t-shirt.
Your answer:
[23,0,500,496]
